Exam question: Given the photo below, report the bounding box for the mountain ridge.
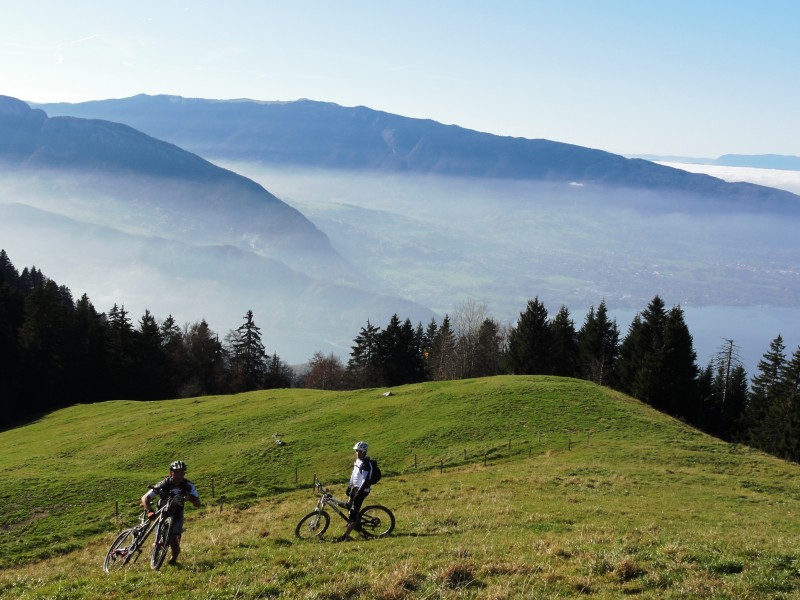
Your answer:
[34,93,800,215]
[0,95,346,271]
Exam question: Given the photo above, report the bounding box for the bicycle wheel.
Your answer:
[295,510,330,539]
[150,516,173,570]
[103,528,137,572]
[358,505,395,538]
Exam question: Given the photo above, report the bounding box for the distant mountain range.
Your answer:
[0,95,435,360]
[4,93,799,366]
[1,95,341,271]
[34,94,800,215]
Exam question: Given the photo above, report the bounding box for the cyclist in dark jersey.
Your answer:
[141,460,201,565]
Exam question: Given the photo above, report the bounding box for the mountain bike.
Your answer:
[295,476,395,540]
[103,488,185,572]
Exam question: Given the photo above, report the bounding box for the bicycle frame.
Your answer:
[295,475,395,540]
[311,479,351,521]
[103,490,185,572]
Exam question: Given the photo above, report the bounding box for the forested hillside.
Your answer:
[2,249,799,464]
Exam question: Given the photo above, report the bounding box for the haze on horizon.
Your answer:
[2,1,799,158]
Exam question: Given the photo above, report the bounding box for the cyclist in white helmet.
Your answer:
[141,460,201,565]
[334,441,374,542]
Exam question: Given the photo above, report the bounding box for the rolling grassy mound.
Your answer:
[2,376,799,598]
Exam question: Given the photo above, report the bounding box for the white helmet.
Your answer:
[353,441,368,453]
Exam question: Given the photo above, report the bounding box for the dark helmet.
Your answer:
[169,460,187,472]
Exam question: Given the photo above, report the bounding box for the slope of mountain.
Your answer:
[0,95,346,276]
[0,96,437,360]
[2,377,800,597]
[35,94,800,215]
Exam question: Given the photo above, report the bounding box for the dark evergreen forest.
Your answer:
[2,249,799,463]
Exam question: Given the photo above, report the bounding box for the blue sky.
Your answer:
[2,1,799,157]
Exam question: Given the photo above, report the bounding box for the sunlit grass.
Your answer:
[2,376,800,597]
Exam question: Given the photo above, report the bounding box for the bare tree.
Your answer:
[452,299,489,378]
[300,351,348,390]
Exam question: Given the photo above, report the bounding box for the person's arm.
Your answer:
[141,489,156,516]
[352,460,371,499]
[186,482,201,507]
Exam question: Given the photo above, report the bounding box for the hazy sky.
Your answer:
[2,1,799,157]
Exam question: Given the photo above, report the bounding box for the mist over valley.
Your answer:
[4,94,800,370]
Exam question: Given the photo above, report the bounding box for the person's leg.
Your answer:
[169,533,181,563]
[337,490,368,540]
[168,514,185,563]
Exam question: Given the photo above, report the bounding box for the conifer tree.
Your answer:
[0,251,24,423]
[744,334,787,450]
[377,315,424,386]
[134,309,169,399]
[105,303,138,398]
[473,318,505,377]
[182,319,225,397]
[348,320,381,388]
[17,279,75,411]
[264,352,294,388]
[72,293,108,403]
[616,296,699,419]
[228,310,267,392]
[767,346,800,461]
[430,315,457,380]
[577,300,619,386]
[507,297,552,375]
[159,315,185,398]
[550,305,578,377]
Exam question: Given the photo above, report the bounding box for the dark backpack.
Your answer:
[362,457,382,485]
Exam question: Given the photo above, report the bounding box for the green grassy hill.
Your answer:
[2,376,799,598]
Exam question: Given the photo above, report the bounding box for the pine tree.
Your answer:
[377,315,424,386]
[181,320,225,397]
[660,306,699,417]
[264,353,293,389]
[429,315,457,381]
[757,343,800,460]
[473,318,505,377]
[744,334,786,451]
[228,310,267,392]
[772,346,800,461]
[0,251,24,424]
[17,279,76,411]
[134,309,169,399]
[550,305,578,377]
[616,296,699,419]
[72,293,108,404]
[159,315,185,398]
[577,300,619,386]
[105,303,138,399]
[347,320,382,388]
[507,297,552,375]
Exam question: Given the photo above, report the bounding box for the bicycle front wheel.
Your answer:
[295,510,330,539]
[150,516,173,570]
[358,505,395,538]
[103,528,137,573]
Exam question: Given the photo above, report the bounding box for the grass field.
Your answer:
[2,376,800,598]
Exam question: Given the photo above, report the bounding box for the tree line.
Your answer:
[2,249,799,464]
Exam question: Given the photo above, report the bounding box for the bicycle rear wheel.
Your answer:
[295,510,330,539]
[150,517,173,570]
[358,505,395,538]
[103,528,137,572]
